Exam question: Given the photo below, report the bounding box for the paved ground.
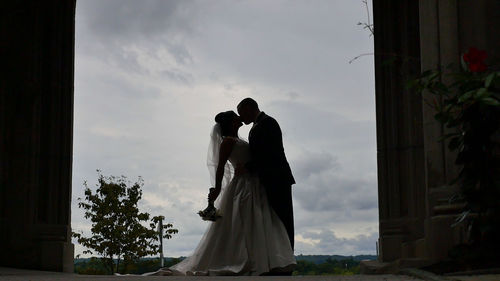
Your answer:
[0,267,424,281]
[3,267,500,281]
[451,275,500,281]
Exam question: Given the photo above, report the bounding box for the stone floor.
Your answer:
[0,267,424,281]
[451,275,500,281]
[2,267,500,281]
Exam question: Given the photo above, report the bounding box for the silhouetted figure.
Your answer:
[143,109,295,276]
[238,98,296,252]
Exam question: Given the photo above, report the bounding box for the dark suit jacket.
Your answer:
[246,112,295,187]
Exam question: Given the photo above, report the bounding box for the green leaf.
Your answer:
[474,88,489,99]
[458,90,476,103]
[443,103,454,112]
[480,97,500,106]
[451,210,471,227]
[429,71,440,81]
[460,55,468,72]
[485,72,497,88]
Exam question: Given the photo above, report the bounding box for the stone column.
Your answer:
[419,0,500,262]
[373,0,500,266]
[373,0,426,262]
[0,0,76,272]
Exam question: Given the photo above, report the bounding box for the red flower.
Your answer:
[463,47,487,72]
[468,62,487,72]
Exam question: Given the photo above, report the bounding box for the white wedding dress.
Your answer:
[148,137,296,276]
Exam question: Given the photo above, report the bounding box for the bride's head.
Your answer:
[215,111,242,137]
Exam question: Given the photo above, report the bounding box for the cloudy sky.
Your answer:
[72,0,377,257]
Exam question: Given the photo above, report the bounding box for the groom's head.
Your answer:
[237,98,260,125]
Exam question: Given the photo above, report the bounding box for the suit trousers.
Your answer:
[264,183,294,250]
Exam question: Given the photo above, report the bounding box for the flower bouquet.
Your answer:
[198,188,222,222]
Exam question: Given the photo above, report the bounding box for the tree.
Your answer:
[72,171,178,274]
[74,257,109,275]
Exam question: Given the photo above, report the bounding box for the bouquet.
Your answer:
[198,188,222,222]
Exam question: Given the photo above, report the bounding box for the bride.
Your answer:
[148,110,296,276]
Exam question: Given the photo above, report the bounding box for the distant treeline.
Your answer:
[74,257,186,275]
[295,254,377,264]
[74,255,376,275]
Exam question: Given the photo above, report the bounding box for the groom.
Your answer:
[237,98,296,251]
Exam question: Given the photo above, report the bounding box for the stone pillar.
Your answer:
[373,0,500,267]
[373,0,426,262]
[419,0,500,262]
[0,0,76,272]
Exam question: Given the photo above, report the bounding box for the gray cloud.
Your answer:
[293,151,338,179]
[296,229,378,256]
[73,0,377,257]
[295,171,378,213]
[76,0,196,78]
[268,99,376,149]
[77,0,191,41]
[160,69,194,85]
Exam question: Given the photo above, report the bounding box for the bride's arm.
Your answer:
[208,138,235,201]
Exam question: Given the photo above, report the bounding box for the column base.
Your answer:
[39,241,74,273]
